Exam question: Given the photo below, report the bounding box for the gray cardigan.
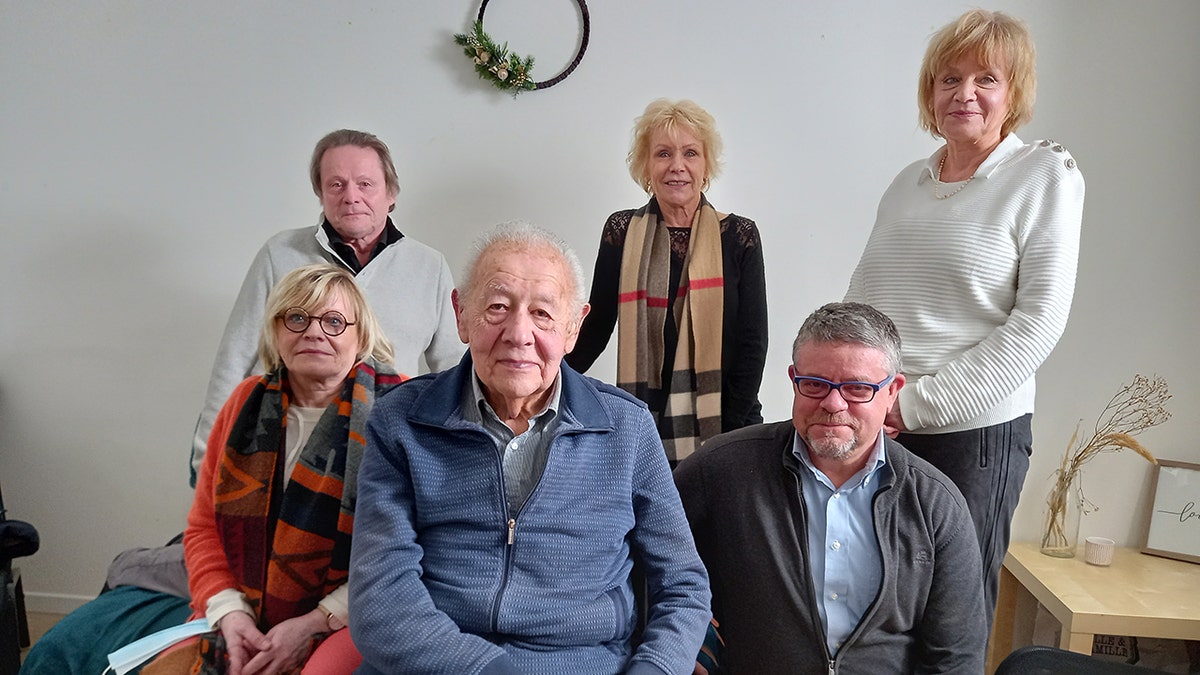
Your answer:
[674,421,986,674]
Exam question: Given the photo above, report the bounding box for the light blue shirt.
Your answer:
[464,372,562,516]
[793,431,889,657]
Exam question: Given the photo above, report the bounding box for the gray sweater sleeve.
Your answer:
[420,252,466,373]
[189,243,276,484]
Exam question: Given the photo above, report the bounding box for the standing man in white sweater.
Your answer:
[189,129,464,482]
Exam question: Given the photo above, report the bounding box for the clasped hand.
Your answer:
[218,609,327,675]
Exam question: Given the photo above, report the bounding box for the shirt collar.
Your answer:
[918,132,1025,184]
[320,217,404,265]
[792,430,889,492]
[465,369,562,427]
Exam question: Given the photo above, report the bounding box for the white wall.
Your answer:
[3,0,1197,612]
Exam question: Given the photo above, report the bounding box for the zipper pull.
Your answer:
[507,519,516,545]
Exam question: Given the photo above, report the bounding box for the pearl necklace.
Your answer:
[934,151,973,200]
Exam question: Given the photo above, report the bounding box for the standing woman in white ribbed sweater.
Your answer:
[845,9,1084,625]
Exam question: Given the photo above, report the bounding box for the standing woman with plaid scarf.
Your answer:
[567,99,768,465]
[143,264,404,675]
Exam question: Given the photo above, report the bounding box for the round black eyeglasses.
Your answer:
[279,307,355,337]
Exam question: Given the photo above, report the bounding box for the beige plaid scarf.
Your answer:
[617,198,723,461]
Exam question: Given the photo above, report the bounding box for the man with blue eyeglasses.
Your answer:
[675,302,986,674]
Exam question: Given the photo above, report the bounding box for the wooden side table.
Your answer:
[987,541,1200,672]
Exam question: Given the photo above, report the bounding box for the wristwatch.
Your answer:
[319,605,346,631]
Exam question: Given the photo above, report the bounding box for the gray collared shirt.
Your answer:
[463,371,562,516]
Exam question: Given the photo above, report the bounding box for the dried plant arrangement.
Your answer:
[1041,374,1172,556]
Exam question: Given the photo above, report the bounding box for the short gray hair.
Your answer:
[792,302,902,375]
[460,221,587,312]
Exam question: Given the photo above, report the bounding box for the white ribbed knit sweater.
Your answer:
[846,134,1085,434]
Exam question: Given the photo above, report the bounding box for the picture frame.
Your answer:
[1140,459,1200,564]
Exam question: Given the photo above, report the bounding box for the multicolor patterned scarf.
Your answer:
[191,358,402,673]
[617,196,724,462]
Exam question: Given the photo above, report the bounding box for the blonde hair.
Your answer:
[258,263,393,372]
[917,9,1037,139]
[627,99,723,194]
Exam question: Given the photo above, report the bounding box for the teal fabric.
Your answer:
[20,586,191,674]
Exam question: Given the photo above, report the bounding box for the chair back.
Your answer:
[1,481,39,675]
[996,645,1171,674]
[0,483,39,561]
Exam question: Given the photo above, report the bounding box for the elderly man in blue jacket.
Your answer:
[350,221,711,675]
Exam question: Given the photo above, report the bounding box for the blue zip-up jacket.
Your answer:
[350,353,711,674]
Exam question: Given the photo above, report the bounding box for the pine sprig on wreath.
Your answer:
[453,21,536,95]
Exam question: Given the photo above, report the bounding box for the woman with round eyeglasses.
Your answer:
[845,9,1085,625]
[145,263,404,675]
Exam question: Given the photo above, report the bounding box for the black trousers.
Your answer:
[897,413,1033,630]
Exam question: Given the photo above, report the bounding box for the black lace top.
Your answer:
[566,200,769,431]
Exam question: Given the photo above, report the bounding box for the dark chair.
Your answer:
[1,482,39,675]
[995,644,1170,674]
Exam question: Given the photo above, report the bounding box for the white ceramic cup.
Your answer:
[1085,536,1116,566]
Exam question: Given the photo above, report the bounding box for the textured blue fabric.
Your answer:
[350,354,710,675]
[464,372,562,516]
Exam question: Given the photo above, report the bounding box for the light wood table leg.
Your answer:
[1011,583,1038,649]
[987,565,1019,673]
[1063,630,1094,654]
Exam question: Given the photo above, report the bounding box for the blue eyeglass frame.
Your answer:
[789,369,895,403]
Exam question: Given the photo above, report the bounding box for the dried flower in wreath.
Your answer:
[453,21,536,95]
[1041,374,1172,553]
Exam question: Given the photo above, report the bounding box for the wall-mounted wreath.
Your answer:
[453,0,590,96]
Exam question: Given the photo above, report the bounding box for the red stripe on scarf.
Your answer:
[674,276,722,298]
[619,289,672,307]
[688,276,724,290]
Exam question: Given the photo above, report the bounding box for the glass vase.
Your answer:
[1040,471,1082,558]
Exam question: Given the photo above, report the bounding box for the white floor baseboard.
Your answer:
[24,591,95,616]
